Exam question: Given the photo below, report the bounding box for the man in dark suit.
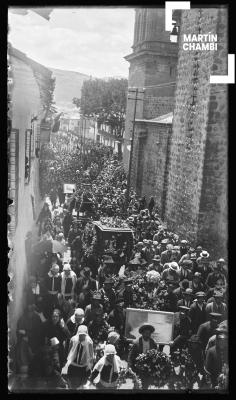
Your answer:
[197,312,222,353]
[205,330,228,388]
[128,324,157,372]
[74,267,97,308]
[189,292,207,334]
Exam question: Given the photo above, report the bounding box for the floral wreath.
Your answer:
[116,367,142,390]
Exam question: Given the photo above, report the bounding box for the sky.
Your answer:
[8,7,135,78]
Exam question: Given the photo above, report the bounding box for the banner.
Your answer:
[63,183,76,194]
[125,308,175,345]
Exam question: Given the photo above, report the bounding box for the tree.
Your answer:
[73,78,128,137]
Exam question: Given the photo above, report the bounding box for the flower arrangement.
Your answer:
[82,223,98,257]
[99,217,130,229]
[117,367,142,390]
[134,349,199,389]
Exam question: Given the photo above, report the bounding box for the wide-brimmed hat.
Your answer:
[92,291,102,300]
[217,258,226,264]
[161,239,169,244]
[209,312,222,319]
[169,262,179,271]
[108,331,120,344]
[180,240,188,245]
[178,305,190,312]
[153,241,158,246]
[193,272,201,278]
[103,255,115,264]
[104,344,117,355]
[195,291,206,297]
[184,288,193,296]
[213,290,224,298]
[200,251,210,258]
[152,256,161,262]
[139,324,155,334]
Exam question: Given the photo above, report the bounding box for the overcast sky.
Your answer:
[8,7,135,78]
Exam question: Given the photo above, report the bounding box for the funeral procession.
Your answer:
[8,6,228,392]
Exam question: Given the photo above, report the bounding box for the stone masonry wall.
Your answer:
[131,123,172,214]
[144,96,175,119]
[197,7,228,258]
[165,8,220,244]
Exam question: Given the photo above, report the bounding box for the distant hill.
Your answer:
[50,68,90,112]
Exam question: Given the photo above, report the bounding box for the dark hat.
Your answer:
[104,277,114,285]
[152,256,161,262]
[103,255,115,264]
[188,335,201,344]
[124,278,133,285]
[139,324,155,334]
[182,259,193,267]
[178,305,190,311]
[209,312,222,319]
[116,298,124,305]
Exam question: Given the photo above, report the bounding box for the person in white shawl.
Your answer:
[88,344,122,389]
[61,263,77,300]
[62,325,94,388]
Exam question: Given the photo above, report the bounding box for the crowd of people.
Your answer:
[14,138,228,391]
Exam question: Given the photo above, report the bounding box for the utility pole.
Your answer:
[125,87,145,212]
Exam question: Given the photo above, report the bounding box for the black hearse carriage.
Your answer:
[82,220,134,272]
[92,221,134,258]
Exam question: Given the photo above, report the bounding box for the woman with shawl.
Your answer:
[88,344,122,389]
[62,325,94,388]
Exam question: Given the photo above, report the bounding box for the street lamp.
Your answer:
[170,22,179,43]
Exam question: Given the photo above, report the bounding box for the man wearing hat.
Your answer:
[189,272,205,294]
[205,321,228,354]
[162,281,179,312]
[162,262,180,284]
[179,240,190,257]
[84,292,104,325]
[128,323,157,374]
[100,277,117,313]
[197,312,222,353]
[74,267,97,308]
[196,251,213,282]
[173,278,189,300]
[171,305,192,353]
[187,335,205,378]
[44,264,62,318]
[61,263,77,301]
[147,255,162,274]
[160,244,175,266]
[178,259,193,281]
[206,291,227,321]
[206,261,227,289]
[177,288,194,308]
[205,329,228,388]
[179,247,195,266]
[189,292,207,334]
[123,278,135,308]
[107,298,126,335]
[66,308,86,337]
